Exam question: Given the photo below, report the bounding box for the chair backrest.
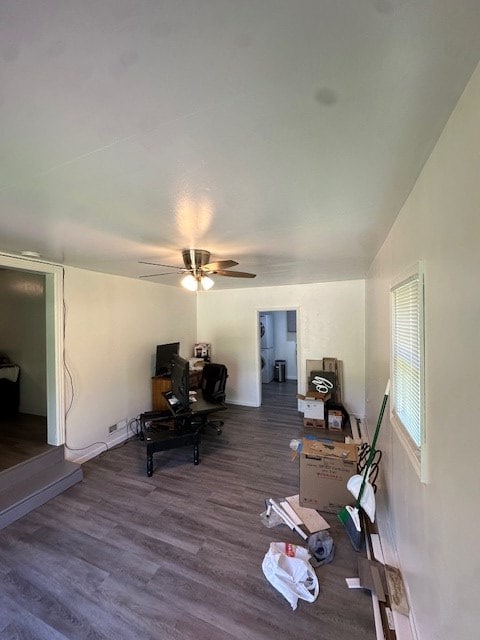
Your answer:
[201,363,228,403]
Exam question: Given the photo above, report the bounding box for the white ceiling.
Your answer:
[1,1,480,290]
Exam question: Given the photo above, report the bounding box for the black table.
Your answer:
[139,397,226,477]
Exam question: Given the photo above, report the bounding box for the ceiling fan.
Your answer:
[139,249,256,291]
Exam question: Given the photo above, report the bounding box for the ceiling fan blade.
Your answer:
[140,251,255,283]
[139,271,179,278]
[138,260,180,269]
[214,270,256,278]
[204,260,239,270]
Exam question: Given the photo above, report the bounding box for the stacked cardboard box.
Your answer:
[297,391,330,428]
[300,357,347,430]
[299,439,358,513]
[327,409,344,431]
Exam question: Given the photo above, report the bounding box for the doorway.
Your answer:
[0,268,49,469]
[0,254,65,467]
[259,309,298,407]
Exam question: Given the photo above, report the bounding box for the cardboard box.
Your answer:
[322,357,337,372]
[299,439,358,513]
[306,359,323,381]
[303,399,325,420]
[303,418,326,428]
[328,409,344,431]
[297,393,330,424]
[297,392,330,402]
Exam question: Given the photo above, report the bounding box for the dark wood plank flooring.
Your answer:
[0,413,50,471]
[0,382,374,640]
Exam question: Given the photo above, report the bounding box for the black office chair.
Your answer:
[199,363,228,434]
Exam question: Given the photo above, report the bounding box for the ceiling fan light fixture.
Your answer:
[200,275,214,290]
[181,274,198,291]
[140,248,255,287]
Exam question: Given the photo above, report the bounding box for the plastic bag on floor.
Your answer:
[262,542,319,610]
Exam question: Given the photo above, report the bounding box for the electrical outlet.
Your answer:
[108,424,117,434]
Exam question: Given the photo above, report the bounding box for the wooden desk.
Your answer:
[151,370,204,411]
[151,376,171,411]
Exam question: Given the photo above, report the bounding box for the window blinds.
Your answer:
[391,273,423,449]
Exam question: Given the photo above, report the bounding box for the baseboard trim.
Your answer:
[361,417,417,640]
[227,400,258,407]
[65,429,130,464]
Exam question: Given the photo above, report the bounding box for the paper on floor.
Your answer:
[280,501,303,525]
[285,495,330,532]
[346,578,361,588]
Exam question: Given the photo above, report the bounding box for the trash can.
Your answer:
[274,359,286,382]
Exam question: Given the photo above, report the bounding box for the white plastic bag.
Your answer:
[262,542,319,610]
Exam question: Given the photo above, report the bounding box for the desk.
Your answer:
[151,376,171,411]
[145,426,201,477]
[151,370,204,411]
[190,395,226,420]
[140,393,226,476]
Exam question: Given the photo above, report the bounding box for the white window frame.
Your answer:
[390,261,427,482]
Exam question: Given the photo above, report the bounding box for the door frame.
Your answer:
[256,306,300,405]
[0,253,65,446]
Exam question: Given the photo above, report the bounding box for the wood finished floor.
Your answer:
[0,413,50,472]
[0,381,375,640]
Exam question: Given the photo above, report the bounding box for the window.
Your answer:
[391,263,426,479]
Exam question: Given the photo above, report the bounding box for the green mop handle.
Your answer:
[355,380,390,508]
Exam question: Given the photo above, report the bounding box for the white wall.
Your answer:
[63,267,196,461]
[196,280,365,416]
[366,63,480,640]
[0,269,47,415]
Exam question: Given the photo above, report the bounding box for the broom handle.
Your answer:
[356,380,390,507]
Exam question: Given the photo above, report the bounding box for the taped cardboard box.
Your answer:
[297,391,330,402]
[328,409,344,431]
[299,439,358,513]
[297,392,330,416]
[298,390,332,429]
[303,418,326,429]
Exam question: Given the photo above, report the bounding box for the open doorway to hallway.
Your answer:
[259,309,298,407]
[0,254,65,470]
[0,268,51,470]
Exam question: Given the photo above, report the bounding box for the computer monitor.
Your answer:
[155,342,180,377]
[169,354,190,413]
